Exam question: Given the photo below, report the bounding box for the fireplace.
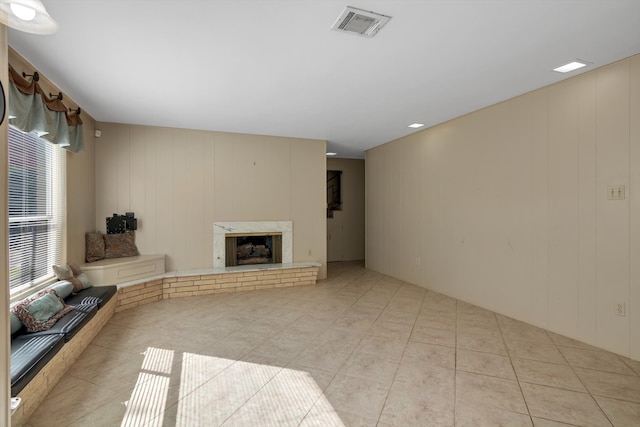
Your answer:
[213,221,293,269]
[225,233,283,267]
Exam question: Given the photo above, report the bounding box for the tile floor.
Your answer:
[26,261,640,426]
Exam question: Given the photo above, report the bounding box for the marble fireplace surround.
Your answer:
[213,221,293,269]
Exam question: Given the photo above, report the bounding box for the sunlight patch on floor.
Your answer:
[120,347,345,426]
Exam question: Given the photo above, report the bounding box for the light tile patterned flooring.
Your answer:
[26,261,640,426]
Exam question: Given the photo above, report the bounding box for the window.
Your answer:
[8,125,65,295]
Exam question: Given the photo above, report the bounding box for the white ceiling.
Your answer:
[8,0,640,159]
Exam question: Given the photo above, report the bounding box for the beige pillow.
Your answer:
[52,264,92,293]
[52,264,73,280]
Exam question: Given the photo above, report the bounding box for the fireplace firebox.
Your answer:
[225,233,283,267]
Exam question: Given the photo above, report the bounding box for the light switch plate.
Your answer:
[607,185,625,200]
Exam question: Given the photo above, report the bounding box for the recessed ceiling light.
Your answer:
[326,152,338,156]
[553,61,588,73]
[408,123,424,129]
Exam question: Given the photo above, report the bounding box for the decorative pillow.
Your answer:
[52,264,73,280]
[10,311,22,335]
[11,289,74,332]
[68,264,92,292]
[86,231,105,262]
[52,264,93,293]
[68,263,83,276]
[104,231,139,259]
[49,280,74,299]
[74,273,92,291]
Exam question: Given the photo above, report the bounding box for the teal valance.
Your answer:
[8,66,84,153]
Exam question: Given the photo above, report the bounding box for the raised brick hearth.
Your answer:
[115,264,319,312]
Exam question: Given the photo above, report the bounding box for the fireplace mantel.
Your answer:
[213,221,292,268]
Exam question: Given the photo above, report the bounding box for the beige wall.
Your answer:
[366,54,640,361]
[95,123,327,279]
[327,158,365,262]
[2,24,11,427]
[65,120,96,264]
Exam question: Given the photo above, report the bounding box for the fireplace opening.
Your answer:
[225,233,283,267]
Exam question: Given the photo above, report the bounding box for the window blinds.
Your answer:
[8,125,65,292]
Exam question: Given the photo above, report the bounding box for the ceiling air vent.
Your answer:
[331,6,391,38]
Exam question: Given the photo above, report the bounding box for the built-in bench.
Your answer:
[10,285,117,427]
[80,254,166,285]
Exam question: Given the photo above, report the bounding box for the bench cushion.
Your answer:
[9,285,117,403]
[65,285,117,308]
[20,303,98,342]
[11,334,65,396]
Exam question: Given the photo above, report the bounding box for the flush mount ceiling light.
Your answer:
[0,0,58,34]
[408,123,424,129]
[553,60,589,73]
[331,6,391,38]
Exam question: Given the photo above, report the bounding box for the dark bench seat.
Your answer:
[20,303,98,343]
[65,285,117,308]
[10,285,117,397]
[10,334,65,397]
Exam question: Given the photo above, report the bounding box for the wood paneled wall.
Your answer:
[95,124,327,279]
[366,55,640,360]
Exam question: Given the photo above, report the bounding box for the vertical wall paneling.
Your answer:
[403,141,419,284]
[391,145,405,279]
[577,73,598,344]
[531,88,549,328]
[142,127,158,253]
[65,116,97,264]
[231,135,290,221]
[547,79,580,336]
[96,124,327,278]
[155,128,177,270]
[629,55,640,360]
[116,127,131,212]
[129,126,146,251]
[96,124,128,230]
[291,139,327,278]
[366,54,639,359]
[171,130,188,269]
[176,131,205,268]
[595,61,630,356]
[202,133,216,264]
[213,134,235,220]
[423,127,444,291]
[381,144,394,275]
[414,135,428,283]
[364,150,376,268]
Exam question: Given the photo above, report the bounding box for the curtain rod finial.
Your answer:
[22,71,39,81]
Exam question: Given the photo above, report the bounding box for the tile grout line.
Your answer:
[373,281,427,426]
[549,331,617,427]
[495,313,535,425]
